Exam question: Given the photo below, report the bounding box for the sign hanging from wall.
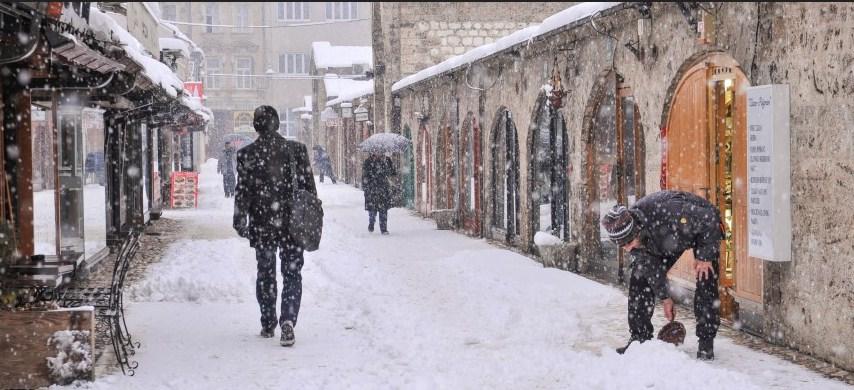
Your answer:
[184,81,204,99]
[745,84,791,262]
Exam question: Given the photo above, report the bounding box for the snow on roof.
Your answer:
[160,37,190,58]
[323,76,373,101]
[293,95,313,113]
[326,83,374,107]
[180,95,213,123]
[392,2,622,92]
[88,6,184,98]
[312,41,373,69]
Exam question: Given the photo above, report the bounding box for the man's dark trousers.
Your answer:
[368,209,387,232]
[628,259,720,342]
[255,242,304,331]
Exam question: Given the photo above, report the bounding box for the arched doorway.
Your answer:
[416,121,433,215]
[583,71,646,281]
[528,92,570,249]
[490,107,520,242]
[663,53,761,310]
[458,112,482,236]
[402,124,415,209]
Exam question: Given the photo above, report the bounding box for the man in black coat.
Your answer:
[361,153,396,234]
[601,190,723,360]
[233,105,317,347]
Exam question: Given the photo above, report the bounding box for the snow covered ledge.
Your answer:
[533,232,578,271]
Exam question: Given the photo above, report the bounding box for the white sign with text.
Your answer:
[746,84,791,262]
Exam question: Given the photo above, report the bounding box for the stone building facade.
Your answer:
[371,2,576,134]
[389,2,854,371]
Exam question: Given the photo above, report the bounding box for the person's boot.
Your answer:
[368,223,374,233]
[259,328,274,338]
[280,321,295,347]
[697,338,715,361]
[616,336,649,354]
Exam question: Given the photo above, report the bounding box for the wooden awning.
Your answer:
[52,40,125,74]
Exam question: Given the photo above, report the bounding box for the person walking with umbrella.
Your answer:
[362,152,396,235]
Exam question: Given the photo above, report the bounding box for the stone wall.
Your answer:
[393,2,854,370]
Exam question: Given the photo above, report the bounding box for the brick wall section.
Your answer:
[393,2,854,371]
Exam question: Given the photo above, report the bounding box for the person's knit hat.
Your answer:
[253,105,280,133]
[601,205,639,246]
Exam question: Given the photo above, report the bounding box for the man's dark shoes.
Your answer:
[280,321,295,347]
[259,328,274,338]
[616,336,649,354]
[381,230,389,235]
[368,224,374,233]
[697,338,715,361]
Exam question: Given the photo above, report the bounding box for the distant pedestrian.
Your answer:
[601,190,723,360]
[233,105,318,347]
[312,145,337,184]
[217,142,237,197]
[361,153,396,235]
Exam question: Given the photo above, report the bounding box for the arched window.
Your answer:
[530,94,569,241]
[490,108,520,239]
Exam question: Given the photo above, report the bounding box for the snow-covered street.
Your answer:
[73,160,848,390]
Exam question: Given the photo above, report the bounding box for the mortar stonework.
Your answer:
[391,2,854,370]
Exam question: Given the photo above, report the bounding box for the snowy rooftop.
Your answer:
[323,76,373,101]
[159,37,190,58]
[326,83,374,107]
[88,7,184,98]
[312,41,373,69]
[392,2,622,92]
[293,95,313,113]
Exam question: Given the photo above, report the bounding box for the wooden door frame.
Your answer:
[662,52,762,305]
[417,121,432,215]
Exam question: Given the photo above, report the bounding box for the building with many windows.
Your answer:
[157,2,372,156]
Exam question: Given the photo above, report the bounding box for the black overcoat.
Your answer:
[233,133,317,248]
[627,190,724,300]
[362,155,395,211]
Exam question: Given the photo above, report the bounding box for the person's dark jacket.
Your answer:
[218,146,237,179]
[233,133,317,248]
[362,155,396,211]
[314,149,332,170]
[627,190,724,300]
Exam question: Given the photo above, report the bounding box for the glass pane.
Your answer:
[58,108,85,261]
[32,107,56,256]
[533,103,551,233]
[82,108,107,258]
[594,77,618,241]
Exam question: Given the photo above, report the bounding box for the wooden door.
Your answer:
[665,57,763,304]
[417,123,432,215]
[666,65,710,282]
[459,115,482,235]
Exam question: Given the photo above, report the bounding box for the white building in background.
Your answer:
[156,2,372,156]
